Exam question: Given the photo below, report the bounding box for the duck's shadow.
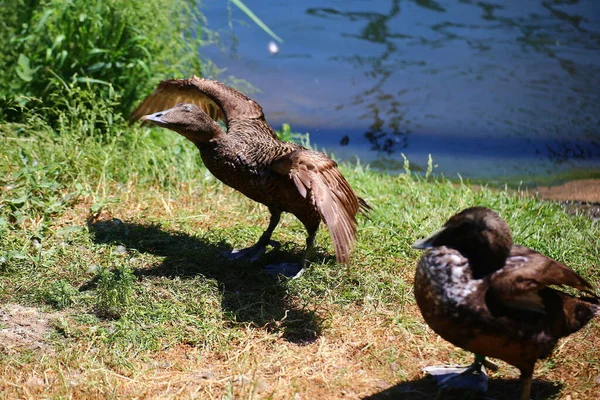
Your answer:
[364,375,561,400]
[85,218,321,343]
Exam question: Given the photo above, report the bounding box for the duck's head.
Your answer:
[141,103,222,143]
[413,207,513,277]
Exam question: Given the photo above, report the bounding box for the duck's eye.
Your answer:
[183,105,192,112]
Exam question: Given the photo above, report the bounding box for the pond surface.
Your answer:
[200,0,600,185]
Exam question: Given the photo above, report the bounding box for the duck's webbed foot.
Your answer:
[423,358,489,392]
[225,209,282,262]
[223,240,281,262]
[264,263,306,279]
[263,230,316,279]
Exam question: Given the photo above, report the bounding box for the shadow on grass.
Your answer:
[85,218,322,343]
[363,375,561,400]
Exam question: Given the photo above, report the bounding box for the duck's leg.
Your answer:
[423,354,491,392]
[264,223,318,279]
[224,209,282,262]
[519,370,533,400]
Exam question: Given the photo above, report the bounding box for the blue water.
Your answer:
[199,0,600,183]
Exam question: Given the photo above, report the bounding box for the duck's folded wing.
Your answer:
[489,245,595,312]
[130,76,264,125]
[271,149,366,263]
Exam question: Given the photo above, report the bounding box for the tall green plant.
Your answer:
[0,0,213,126]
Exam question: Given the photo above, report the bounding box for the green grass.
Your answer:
[0,117,599,399]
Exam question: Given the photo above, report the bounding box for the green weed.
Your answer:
[42,279,79,309]
[276,123,311,148]
[95,264,135,319]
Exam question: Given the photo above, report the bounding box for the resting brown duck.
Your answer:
[131,76,370,278]
[412,207,598,400]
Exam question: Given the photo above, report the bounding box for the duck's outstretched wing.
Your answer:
[489,245,596,313]
[130,76,264,126]
[271,149,370,264]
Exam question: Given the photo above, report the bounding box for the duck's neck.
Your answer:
[195,136,229,168]
[194,135,255,189]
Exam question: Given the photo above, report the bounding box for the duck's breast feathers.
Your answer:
[489,245,597,312]
[271,149,369,263]
[417,247,483,306]
[130,76,264,126]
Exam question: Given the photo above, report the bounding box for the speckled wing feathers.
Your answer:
[490,245,596,312]
[498,245,594,291]
[130,76,264,127]
[272,150,366,264]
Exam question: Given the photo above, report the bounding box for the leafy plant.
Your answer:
[276,123,311,148]
[0,0,215,126]
[43,279,79,309]
[0,146,78,230]
[95,263,135,319]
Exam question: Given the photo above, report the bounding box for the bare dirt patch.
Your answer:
[0,304,59,354]
[528,179,600,220]
[534,179,600,203]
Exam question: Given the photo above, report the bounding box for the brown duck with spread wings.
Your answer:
[131,76,370,278]
[412,207,598,400]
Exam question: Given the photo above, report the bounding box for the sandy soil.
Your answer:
[529,179,600,221]
[533,179,600,203]
[0,304,59,354]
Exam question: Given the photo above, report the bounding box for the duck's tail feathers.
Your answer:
[585,296,600,317]
[291,165,366,264]
[559,294,599,336]
[280,149,370,264]
[316,169,358,264]
[579,290,600,315]
[358,197,372,218]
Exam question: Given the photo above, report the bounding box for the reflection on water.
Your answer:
[201,0,600,183]
[308,0,411,153]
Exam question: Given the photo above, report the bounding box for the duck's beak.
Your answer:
[141,105,181,125]
[412,226,446,249]
[141,110,168,125]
